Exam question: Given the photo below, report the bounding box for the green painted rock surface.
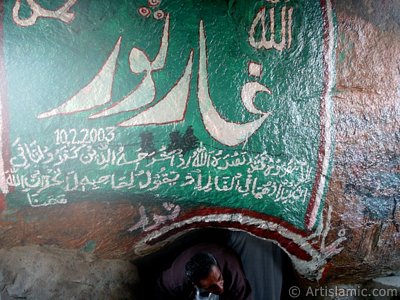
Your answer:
[1,0,398,284]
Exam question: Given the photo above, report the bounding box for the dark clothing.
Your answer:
[156,243,252,300]
[228,231,283,300]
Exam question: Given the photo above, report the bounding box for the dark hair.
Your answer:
[185,252,218,284]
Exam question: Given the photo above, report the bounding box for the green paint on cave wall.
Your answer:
[1,0,335,230]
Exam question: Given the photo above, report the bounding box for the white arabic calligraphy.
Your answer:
[36,17,274,146]
[198,20,272,146]
[128,202,181,232]
[12,0,77,27]
[8,137,312,207]
[249,6,293,51]
[38,14,194,128]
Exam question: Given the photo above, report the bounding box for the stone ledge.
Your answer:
[372,276,400,289]
[0,245,139,300]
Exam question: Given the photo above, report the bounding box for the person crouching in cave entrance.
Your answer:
[155,243,252,300]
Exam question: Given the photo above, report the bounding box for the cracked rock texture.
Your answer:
[322,0,400,282]
[0,245,139,300]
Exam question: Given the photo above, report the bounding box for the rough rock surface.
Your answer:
[0,245,139,299]
[322,0,400,282]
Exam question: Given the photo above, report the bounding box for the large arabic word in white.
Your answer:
[12,0,78,27]
[249,6,293,51]
[128,202,180,232]
[38,14,195,128]
[37,16,272,146]
[198,21,272,146]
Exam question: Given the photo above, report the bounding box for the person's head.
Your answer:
[185,252,224,295]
